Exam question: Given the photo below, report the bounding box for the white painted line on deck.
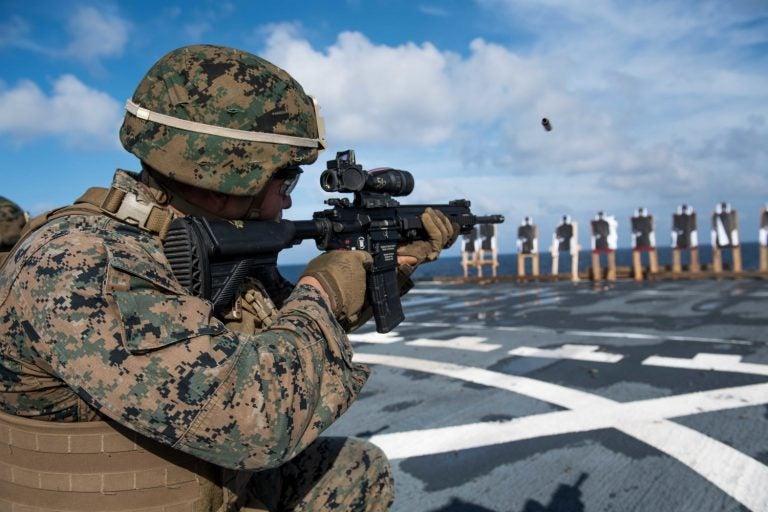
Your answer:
[508,344,624,363]
[401,322,758,345]
[348,332,404,344]
[643,353,768,376]
[354,354,620,414]
[564,330,752,346]
[565,329,660,340]
[399,322,452,328]
[495,326,553,334]
[664,335,752,345]
[407,288,478,296]
[355,353,768,512]
[407,336,501,352]
[636,289,724,297]
[617,420,768,512]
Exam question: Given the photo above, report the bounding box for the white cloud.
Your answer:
[263,28,457,146]
[257,3,767,246]
[183,21,212,40]
[0,75,122,148]
[418,5,450,17]
[260,26,631,176]
[0,15,50,54]
[0,7,130,66]
[64,6,130,63]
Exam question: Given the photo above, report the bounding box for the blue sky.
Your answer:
[2,0,767,263]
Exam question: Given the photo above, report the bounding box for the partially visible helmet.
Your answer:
[120,45,326,196]
[0,196,28,249]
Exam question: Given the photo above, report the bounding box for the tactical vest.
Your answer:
[0,186,173,267]
[0,187,229,511]
[0,410,222,511]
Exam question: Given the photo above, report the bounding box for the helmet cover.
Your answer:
[0,196,28,248]
[120,44,325,196]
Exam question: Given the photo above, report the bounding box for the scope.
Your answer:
[321,150,414,197]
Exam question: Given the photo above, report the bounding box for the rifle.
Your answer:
[163,150,505,333]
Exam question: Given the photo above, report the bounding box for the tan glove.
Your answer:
[300,250,373,324]
[222,278,278,335]
[397,207,460,266]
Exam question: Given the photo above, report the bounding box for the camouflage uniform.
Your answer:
[1,45,401,511]
[0,169,394,510]
[0,195,27,251]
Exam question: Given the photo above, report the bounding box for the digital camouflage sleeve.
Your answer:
[0,172,370,471]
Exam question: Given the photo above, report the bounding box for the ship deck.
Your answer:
[326,278,768,512]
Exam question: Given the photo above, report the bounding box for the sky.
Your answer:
[1,0,767,263]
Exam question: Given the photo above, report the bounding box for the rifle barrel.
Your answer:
[475,215,505,224]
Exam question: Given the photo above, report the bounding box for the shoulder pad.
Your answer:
[104,234,224,354]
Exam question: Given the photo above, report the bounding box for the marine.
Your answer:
[0,45,457,511]
[0,195,28,253]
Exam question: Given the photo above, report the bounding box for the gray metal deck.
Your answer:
[326,279,768,512]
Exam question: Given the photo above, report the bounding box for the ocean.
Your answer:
[277,241,764,283]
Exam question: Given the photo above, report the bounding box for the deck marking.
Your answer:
[508,344,623,363]
[400,322,756,346]
[407,336,501,352]
[399,322,452,328]
[643,353,768,376]
[563,329,751,345]
[663,335,752,345]
[355,353,768,512]
[564,330,753,346]
[348,332,404,344]
[407,288,478,296]
[564,329,659,340]
[495,326,554,334]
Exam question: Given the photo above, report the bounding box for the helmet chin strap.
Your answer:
[244,185,271,220]
[141,166,229,220]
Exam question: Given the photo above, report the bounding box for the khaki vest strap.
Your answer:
[98,186,174,239]
[28,185,173,240]
[75,186,110,208]
[1,185,173,273]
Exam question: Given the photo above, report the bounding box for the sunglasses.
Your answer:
[279,174,300,197]
[274,166,303,197]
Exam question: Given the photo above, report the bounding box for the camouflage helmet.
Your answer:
[120,45,326,196]
[0,196,28,249]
